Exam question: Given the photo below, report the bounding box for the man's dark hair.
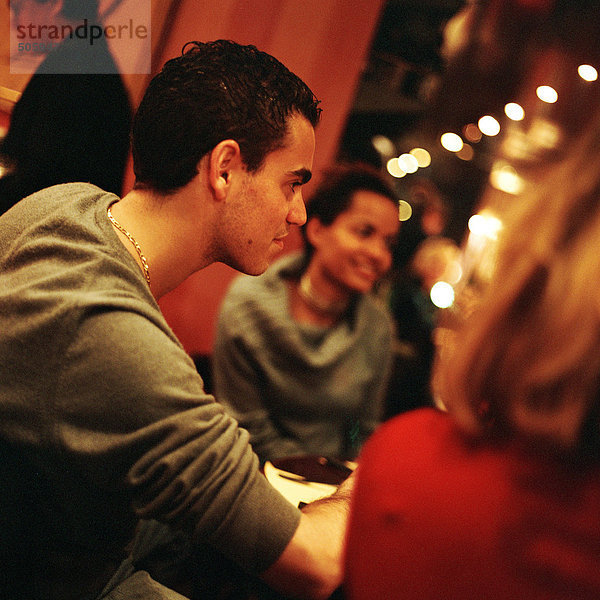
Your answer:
[301,162,398,262]
[132,40,321,193]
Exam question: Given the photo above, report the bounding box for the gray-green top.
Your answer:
[0,183,299,599]
[213,252,394,463]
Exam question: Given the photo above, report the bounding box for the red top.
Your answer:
[345,408,600,599]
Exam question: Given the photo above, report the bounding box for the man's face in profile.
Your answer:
[219,113,315,276]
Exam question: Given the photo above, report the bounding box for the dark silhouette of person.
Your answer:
[0,0,132,214]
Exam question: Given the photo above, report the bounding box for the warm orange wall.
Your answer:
[154,0,386,355]
[0,109,9,132]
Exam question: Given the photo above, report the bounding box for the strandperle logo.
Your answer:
[9,1,151,75]
[15,18,148,47]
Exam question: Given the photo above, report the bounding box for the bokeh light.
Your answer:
[529,117,562,150]
[463,123,482,143]
[430,281,455,309]
[445,260,463,285]
[371,134,396,157]
[536,85,558,103]
[440,132,463,152]
[489,162,525,195]
[398,200,413,222]
[478,115,501,136]
[456,143,474,161]
[386,157,405,178]
[410,148,431,169]
[468,211,502,240]
[504,102,525,121]
[578,64,598,82]
[409,147,431,168]
[397,153,419,173]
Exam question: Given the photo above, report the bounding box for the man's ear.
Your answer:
[208,139,242,201]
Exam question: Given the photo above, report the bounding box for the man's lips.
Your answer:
[273,232,289,246]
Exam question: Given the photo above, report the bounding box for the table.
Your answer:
[264,455,356,507]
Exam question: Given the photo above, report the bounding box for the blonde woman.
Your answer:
[346,100,600,597]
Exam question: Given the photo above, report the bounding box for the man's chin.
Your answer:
[235,260,270,277]
[226,248,282,276]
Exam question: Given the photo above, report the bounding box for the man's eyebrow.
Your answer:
[290,168,312,184]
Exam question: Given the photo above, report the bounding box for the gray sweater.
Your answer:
[0,183,299,599]
[213,253,394,463]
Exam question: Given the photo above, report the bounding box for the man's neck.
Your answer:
[109,186,217,299]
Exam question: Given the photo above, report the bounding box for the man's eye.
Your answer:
[290,182,301,192]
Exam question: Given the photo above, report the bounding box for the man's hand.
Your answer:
[261,472,356,599]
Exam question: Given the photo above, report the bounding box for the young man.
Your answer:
[0,40,352,600]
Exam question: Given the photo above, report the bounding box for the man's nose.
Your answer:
[287,192,307,226]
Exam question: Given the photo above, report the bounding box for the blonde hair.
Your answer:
[438,116,600,451]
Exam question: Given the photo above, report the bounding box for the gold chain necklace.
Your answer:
[107,205,151,285]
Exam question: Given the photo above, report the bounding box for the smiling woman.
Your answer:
[213,162,400,463]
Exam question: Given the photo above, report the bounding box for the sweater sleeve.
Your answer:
[213,298,305,462]
[54,308,300,574]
